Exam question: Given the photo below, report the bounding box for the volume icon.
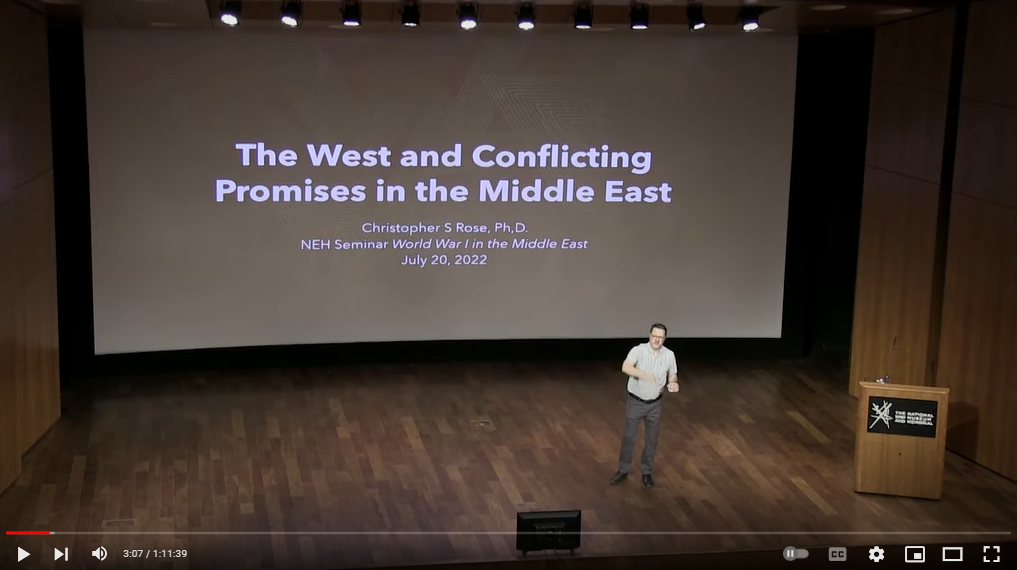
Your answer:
[92,546,107,561]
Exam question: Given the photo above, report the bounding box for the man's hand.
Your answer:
[667,381,680,393]
[642,371,658,383]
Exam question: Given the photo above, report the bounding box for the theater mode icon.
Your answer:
[942,546,963,562]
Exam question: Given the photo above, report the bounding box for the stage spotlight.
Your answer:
[687,2,705,31]
[458,3,478,30]
[573,2,592,29]
[738,5,760,31]
[342,1,361,27]
[629,2,648,30]
[517,2,535,30]
[219,0,241,27]
[401,1,420,27]
[280,1,301,28]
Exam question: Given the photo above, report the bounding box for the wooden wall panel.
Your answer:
[0,0,62,494]
[957,0,1017,109]
[869,9,953,92]
[851,169,939,393]
[849,10,955,396]
[937,0,1017,480]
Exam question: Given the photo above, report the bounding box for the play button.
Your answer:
[17,547,30,562]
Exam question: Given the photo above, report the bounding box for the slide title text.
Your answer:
[215,142,674,205]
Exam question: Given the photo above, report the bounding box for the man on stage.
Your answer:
[610,323,679,488]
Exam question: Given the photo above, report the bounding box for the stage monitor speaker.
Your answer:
[515,509,582,555]
[854,381,949,499]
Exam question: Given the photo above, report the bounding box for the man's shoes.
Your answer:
[609,471,628,485]
[642,474,654,488]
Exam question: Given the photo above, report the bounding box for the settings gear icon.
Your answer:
[868,546,885,562]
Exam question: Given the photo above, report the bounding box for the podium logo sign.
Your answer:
[866,396,938,438]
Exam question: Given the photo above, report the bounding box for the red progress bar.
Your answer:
[6,531,53,535]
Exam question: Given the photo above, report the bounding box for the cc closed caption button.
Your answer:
[829,546,847,561]
[783,546,809,561]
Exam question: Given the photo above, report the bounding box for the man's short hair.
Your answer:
[650,323,667,335]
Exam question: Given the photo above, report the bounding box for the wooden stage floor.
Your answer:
[1,359,1014,569]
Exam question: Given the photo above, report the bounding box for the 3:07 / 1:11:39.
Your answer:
[123,550,188,558]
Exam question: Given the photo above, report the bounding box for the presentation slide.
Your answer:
[83,29,797,354]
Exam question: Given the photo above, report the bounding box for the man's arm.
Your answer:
[667,355,679,385]
[622,359,655,381]
[622,349,655,382]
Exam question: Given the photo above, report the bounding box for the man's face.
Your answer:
[650,327,666,349]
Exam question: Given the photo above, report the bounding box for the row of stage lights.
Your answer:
[216,1,764,33]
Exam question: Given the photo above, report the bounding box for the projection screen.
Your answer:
[83,29,797,354]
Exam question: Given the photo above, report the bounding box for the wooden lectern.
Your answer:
[854,382,949,500]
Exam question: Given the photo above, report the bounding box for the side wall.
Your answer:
[0,0,62,494]
[850,10,954,395]
[851,0,1016,480]
[937,0,1017,480]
